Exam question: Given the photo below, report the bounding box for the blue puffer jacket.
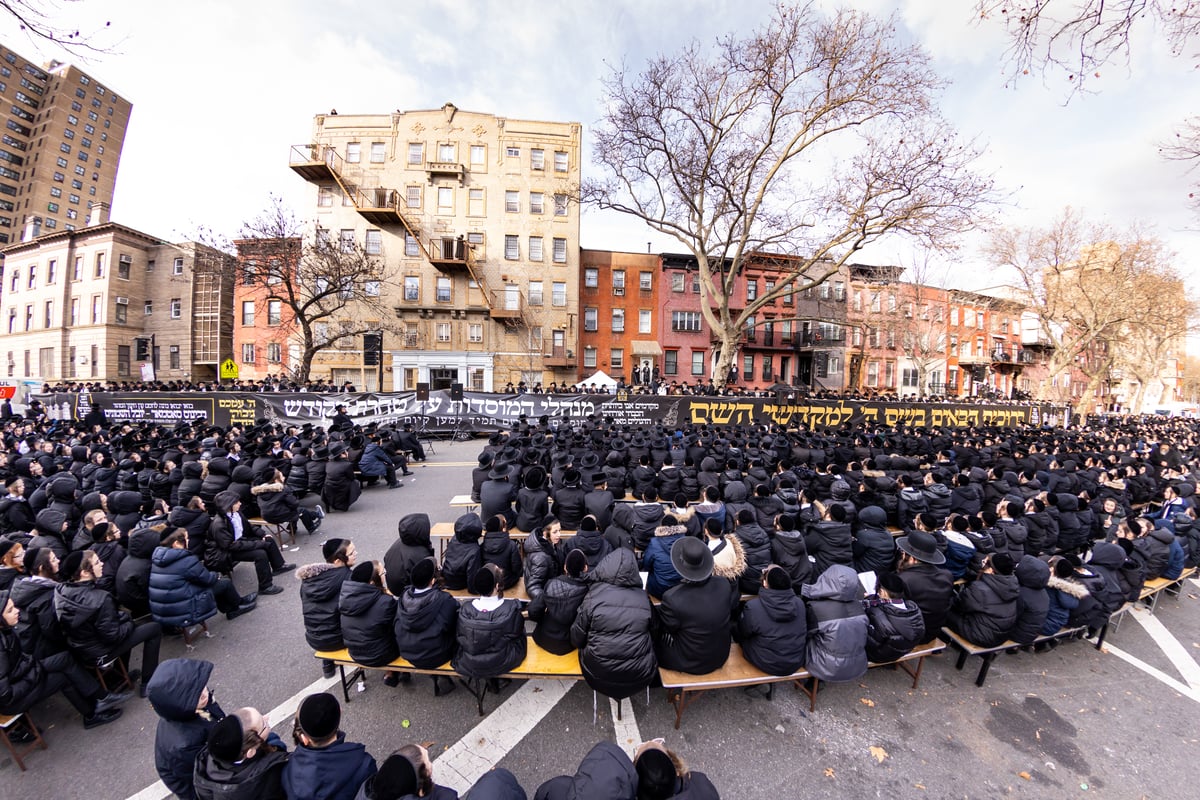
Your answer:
[640,524,686,599]
[149,546,219,628]
[357,443,395,477]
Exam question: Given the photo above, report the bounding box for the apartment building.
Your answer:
[288,103,581,391]
[579,249,660,383]
[0,43,131,247]
[0,205,233,383]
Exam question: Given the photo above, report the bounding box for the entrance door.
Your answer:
[430,368,458,390]
[796,354,812,387]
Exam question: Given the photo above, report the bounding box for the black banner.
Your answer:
[38,391,1064,432]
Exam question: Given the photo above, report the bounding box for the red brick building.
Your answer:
[578,249,661,384]
[232,237,300,382]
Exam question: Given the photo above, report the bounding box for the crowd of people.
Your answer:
[3,401,1199,797]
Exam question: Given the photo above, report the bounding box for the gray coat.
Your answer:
[801,564,868,683]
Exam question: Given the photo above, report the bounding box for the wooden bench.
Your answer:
[249,517,297,550]
[940,625,1091,687]
[1137,566,1197,613]
[449,494,480,513]
[658,640,945,728]
[447,583,531,604]
[0,711,47,771]
[315,640,583,715]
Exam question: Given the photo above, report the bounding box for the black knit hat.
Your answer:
[372,754,419,800]
[349,562,375,583]
[207,715,244,763]
[635,747,677,800]
[297,692,340,740]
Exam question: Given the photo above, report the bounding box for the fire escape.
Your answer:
[288,144,524,326]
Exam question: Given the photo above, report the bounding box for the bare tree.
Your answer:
[585,3,996,388]
[1111,262,1196,412]
[210,197,402,384]
[1,0,117,55]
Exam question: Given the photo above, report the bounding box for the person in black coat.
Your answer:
[864,572,926,663]
[298,538,355,679]
[393,557,457,697]
[551,469,589,532]
[192,707,289,800]
[321,443,362,512]
[169,497,211,559]
[451,564,526,688]
[633,740,721,800]
[771,514,812,592]
[116,526,161,618]
[946,551,1020,647]
[1,476,37,535]
[515,466,550,533]
[583,474,616,532]
[654,537,737,675]
[736,565,807,679]
[338,561,400,670]
[441,513,484,593]
[147,657,225,800]
[731,509,772,595]
[1010,554,1051,645]
[384,513,435,596]
[253,470,323,535]
[805,502,853,579]
[558,515,612,571]
[470,452,493,504]
[481,515,523,589]
[523,524,560,604]
[11,548,68,659]
[529,549,590,655]
[534,741,637,800]
[893,529,956,638]
[571,548,656,700]
[852,505,895,577]
[480,462,519,528]
[205,491,293,594]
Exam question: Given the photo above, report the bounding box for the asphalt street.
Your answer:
[3,437,1199,800]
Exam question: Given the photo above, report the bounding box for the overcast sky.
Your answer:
[4,0,1197,287]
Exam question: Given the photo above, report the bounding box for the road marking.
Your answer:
[1130,606,1200,690]
[433,679,573,793]
[1102,643,1200,705]
[610,697,643,760]
[125,674,341,800]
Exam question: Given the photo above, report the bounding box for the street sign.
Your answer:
[219,358,239,380]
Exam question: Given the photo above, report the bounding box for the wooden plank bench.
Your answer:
[249,517,298,550]
[0,711,47,771]
[449,494,480,513]
[658,639,945,729]
[1138,566,1197,613]
[940,625,1091,687]
[315,640,582,715]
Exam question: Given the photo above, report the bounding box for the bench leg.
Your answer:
[459,678,488,716]
[975,654,996,687]
[899,655,926,689]
[793,677,818,712]
[666,687,700,730]
[955,646,968,671]
[337,665,363,703]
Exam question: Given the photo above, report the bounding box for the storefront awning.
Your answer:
[630,340,663,356]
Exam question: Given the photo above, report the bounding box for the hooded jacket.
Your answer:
[193,743,288,800]
[481,529,523,589]
[253,481,301,525]
[736,585,807,675]
[571,549,657,700]
[733,519,772,594]
[116,526,160,613]
[394,584,458,669]
[949,482,983,516]
[1133,525,1174,579]
[169,505,211,558]
[864,597,926,663]
[640,524,686,599]
[922,482,953,524]
[199,458,232,507]
[298,562,350,651]
[560,527,613,572]
[655,574,736,675]
[802,564,869,683]
[804,518,853,579]
[10,574,67,659]
[1079,542,1128,616]
[1043,570,1091,635]
[338,581,398,667]
[54,578,133,661]
[529,572,590,655]
[442,514,484,592]
[281,734,377,800]
[533,741,637,800]
[384,514,434,596]
[452,595,526,679]
[1054,494,1087,552]
[1009,555,1050,645]
[148,658,224,800]
[770,528,812,592]
[950,571,1020,647]
[852,506,895,576]
[995,518,1029,562]
[897,487,928,530]
[523,530,559,603]
[27,508,68,560]
[612,501,665,550]
[895,561,955,638]
[149,546,220,629]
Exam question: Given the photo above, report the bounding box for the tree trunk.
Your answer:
[711,328,739,391]
[297,347,317,384]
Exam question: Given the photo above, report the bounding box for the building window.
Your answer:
[833,281,845,300]
[171,257,183,275]
[241,301,254,326]
[116,255,130,280]
[866,361,879,387]
[639,309,652,334]
[267,342,282,363]
[612,270,625,294]
[528,281,544,306]
[467,188,483,216]
[529,236,543,261]
[554,194,568,216]
[583,307,598,331]
[369,142,385,163]
[743,354,754,381]
[691,351,705,376]
[584,268,598,288]
[43,300,52,328]
[611,348,624,369]
[91,296,102,323]
[242,343,255,363]
[170,298,182,319]
[530,148,545,170]
[554,151,568,172]
[437,142,454,162]
[583,346,597,368]
[436,276,451,302]
[364,280,380,296]
[93,252,105,277]
[404,276,420,301]
[546,238,565,264]
[504,235,519,260]
[406,186,422,208]
[505,190,520,213]
[746,279,757,301]
[117,345,130,376]
[529,192,544,214]
[611,308,625,333]
[437,187,453,214]
[664,350,678,375]
[552,282,567,307]
[672,273,685,293]
[268,300,281,325]
[365,229,382,255]
[405,233,420,257]
[317,185,333,207]
[468,323,483,343]
[69,298,78,325]
[672,311,702,332]
[114,302,126,324]
[436,322,451,343]
[470,145,486,165]
[505,146,520,158]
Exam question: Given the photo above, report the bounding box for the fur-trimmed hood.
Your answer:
[654,523,688,538]
[1046,573,1090,599]
[665,506,696,524]
[251,481,285,496]
[296,561,343,581]
[711,534,747,580]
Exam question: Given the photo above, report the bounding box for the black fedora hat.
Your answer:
[670,536,714,582]
[896,529,946,565]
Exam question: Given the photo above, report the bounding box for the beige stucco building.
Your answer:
[0,205,233,384]
[288,102,582,391]
[0,43,131,247]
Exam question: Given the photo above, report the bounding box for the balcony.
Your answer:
[428,236,470,272]
[544,345,576,368]
[957,352,992,365]
[488,289,525,322]
[289,144,339,182]
[355,188,410,226]
[425,161,465,185]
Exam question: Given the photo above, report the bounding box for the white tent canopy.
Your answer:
[574,370,618,390]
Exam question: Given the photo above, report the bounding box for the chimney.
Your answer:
[22,216,41,242]
[87,203,110,227]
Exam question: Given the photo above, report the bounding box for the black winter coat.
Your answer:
[736,586,807,675]
[338,581,398,667]
[865,598,926,663]
[612,502,664,550]
[10,575,66,658]
[950,572,1019,647]
[515,487,549,533]
[148,658,224,800]
[384,514,434,596]
[523,531,559,603]
[481,530,523,589]
[1010,555,1050,645]
[253,482,301,525]
[805,519,853,578]
[571,549,657,700]
[0,626,46,713]
[552,486,588,531]
[895,562,955,637]
[199,458,232,506]
[479,479,517,525]
[168,506,211,558]
[771,529,813,591]
[529,574,589,655]
[193,746,288,800]
[852,507,895,575]
[322,459,361,512]
[559,528,613,572]
[54,579,133,662]
[204,512,268,574]
[733,521,772,594]
[452,597,526,679]
[655,576,737,675]
[441,519,483,593]
[298,562,350,651]
[394,586,458,668]
[116,527,159,614]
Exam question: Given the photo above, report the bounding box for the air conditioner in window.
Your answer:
[115,296,128,305]
[119,254,132,264]
[77,355,88,364]
[613,286,624,296]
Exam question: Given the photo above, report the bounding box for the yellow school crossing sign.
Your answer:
[220,358,239,380]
